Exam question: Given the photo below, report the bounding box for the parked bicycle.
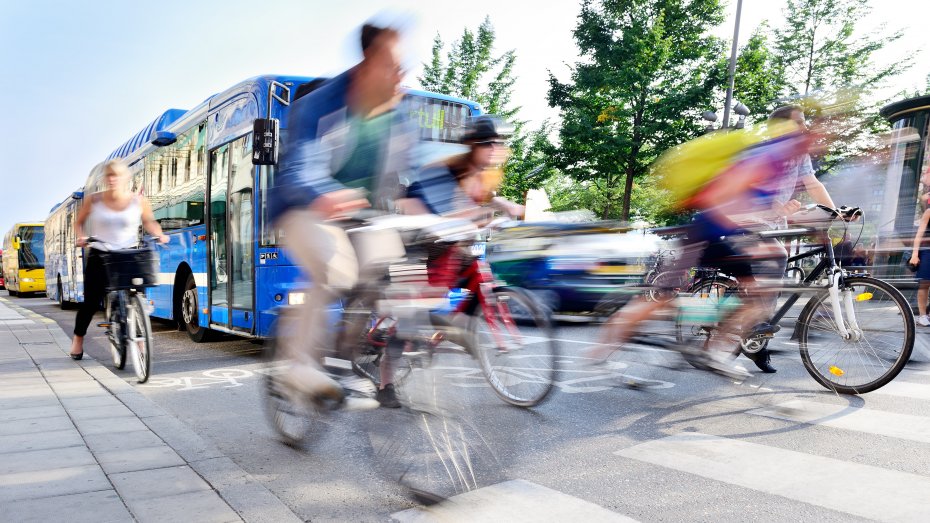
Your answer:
[88,236,159,384]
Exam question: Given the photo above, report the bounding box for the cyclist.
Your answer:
[268,21,420,408]
[407,115,524,221]
[70,159,169,360]
[587,118,820,378]
[733,105,840,373]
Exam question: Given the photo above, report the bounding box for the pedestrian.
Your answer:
[908,167,930,326]
[70,159,169,360]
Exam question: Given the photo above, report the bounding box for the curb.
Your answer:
[8,299,301,523]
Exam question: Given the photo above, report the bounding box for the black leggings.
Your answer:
[74,249,107,337]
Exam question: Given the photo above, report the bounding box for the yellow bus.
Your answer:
[2,223,46,296]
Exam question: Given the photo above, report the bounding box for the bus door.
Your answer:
[207,134,255,333]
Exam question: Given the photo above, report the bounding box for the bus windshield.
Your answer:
[405,94,474,168]
[18,226,44,269]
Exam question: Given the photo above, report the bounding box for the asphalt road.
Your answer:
[11,291,930,522]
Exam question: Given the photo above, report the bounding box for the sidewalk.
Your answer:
[0,297,300,523]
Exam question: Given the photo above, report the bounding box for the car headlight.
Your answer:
[287,292,305,305]
[21,278,34,282]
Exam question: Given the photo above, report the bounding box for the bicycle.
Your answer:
[88,236,159,384]
[677,204,914,394]
[262,214,553,499]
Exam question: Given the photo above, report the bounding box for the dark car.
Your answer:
[486,220,664,318]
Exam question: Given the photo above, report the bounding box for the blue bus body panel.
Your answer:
[73,75,481,339]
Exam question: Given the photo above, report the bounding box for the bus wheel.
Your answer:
[58,279,72,310]
[182,274,212,343]
[8,289,18,297]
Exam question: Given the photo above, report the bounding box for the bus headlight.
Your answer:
[288,292,306,305]
[21,278,35,282]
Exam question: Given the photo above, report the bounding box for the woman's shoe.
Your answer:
[70,352,83,360]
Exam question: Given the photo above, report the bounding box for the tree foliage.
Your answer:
[547,0,727,221]
[418,16,552,203]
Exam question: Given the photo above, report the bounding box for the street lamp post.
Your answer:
[721,0,744,129]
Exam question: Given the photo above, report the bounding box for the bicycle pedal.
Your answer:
[96,322,112,328]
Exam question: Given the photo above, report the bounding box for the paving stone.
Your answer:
[0,446,97,475]
[126,489,241,523]
[73,416,148,436]
[0,464,110,502]
[95,444,185,474]
[116,391,168,418]
[110,465,210,501]
[0,415,75,436]
[0,385,57,400]
[0,404,67,422]
[3,489,131,523]
[83,429,167,454]
[59,394,122,410]
[0,428,85,455]
[203,478,303,523]
[142,415,225,462]
[68,403,134,421]
[0,394,61,410]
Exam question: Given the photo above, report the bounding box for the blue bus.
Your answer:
[54,75,481,341]
[45,190,85,307]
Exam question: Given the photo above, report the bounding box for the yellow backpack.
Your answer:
[655,120,800,209]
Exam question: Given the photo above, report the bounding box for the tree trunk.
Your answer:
[621,162,636,221]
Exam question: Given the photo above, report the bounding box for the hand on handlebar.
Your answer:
[76,237,89,248]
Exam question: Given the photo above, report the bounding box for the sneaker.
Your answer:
[918,315,930,327]
[376,384,402,408]
[745,348,777,373]
[701,350,751,381]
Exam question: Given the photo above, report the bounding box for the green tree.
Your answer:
[775,0,905,97]
[730,27,785,121]
[418,17,552,202]
[772,0,910,175]
[548,0,727,221]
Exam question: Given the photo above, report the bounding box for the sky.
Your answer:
[0,0,927,232]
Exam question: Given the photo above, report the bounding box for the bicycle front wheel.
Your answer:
[797,276,914,394]
[471,287,557,407]
[106,292,127,370]
[128,294,153,383]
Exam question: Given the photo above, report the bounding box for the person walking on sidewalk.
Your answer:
[69,159,168,360]
[909,167,930,326]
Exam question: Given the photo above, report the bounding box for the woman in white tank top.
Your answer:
[69,160,169,360]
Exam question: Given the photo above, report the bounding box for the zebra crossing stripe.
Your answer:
[391,479,636,522]
[871,380,930,401]
[616,432,930,522]
[749,400,930,444]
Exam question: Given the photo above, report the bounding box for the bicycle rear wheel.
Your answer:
[797,276,914,394]
[471,287,557,407]
[106,292,127,370]
[128,294,153,383]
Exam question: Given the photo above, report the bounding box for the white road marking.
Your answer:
[616,432,930,522]
[391,479,636,522]
[872,380,930,401]
[749,399,930,444]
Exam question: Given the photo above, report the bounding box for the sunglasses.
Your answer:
[474,139,506,147]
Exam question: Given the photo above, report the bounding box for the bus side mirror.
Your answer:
[252,118,279,165]
[12,237,20,250]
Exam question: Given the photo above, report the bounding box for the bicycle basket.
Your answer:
[100,246,159,290]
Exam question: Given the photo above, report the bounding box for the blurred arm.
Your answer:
[141,198,168,243]
[911,209,930,262]
[802,177,836,208]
